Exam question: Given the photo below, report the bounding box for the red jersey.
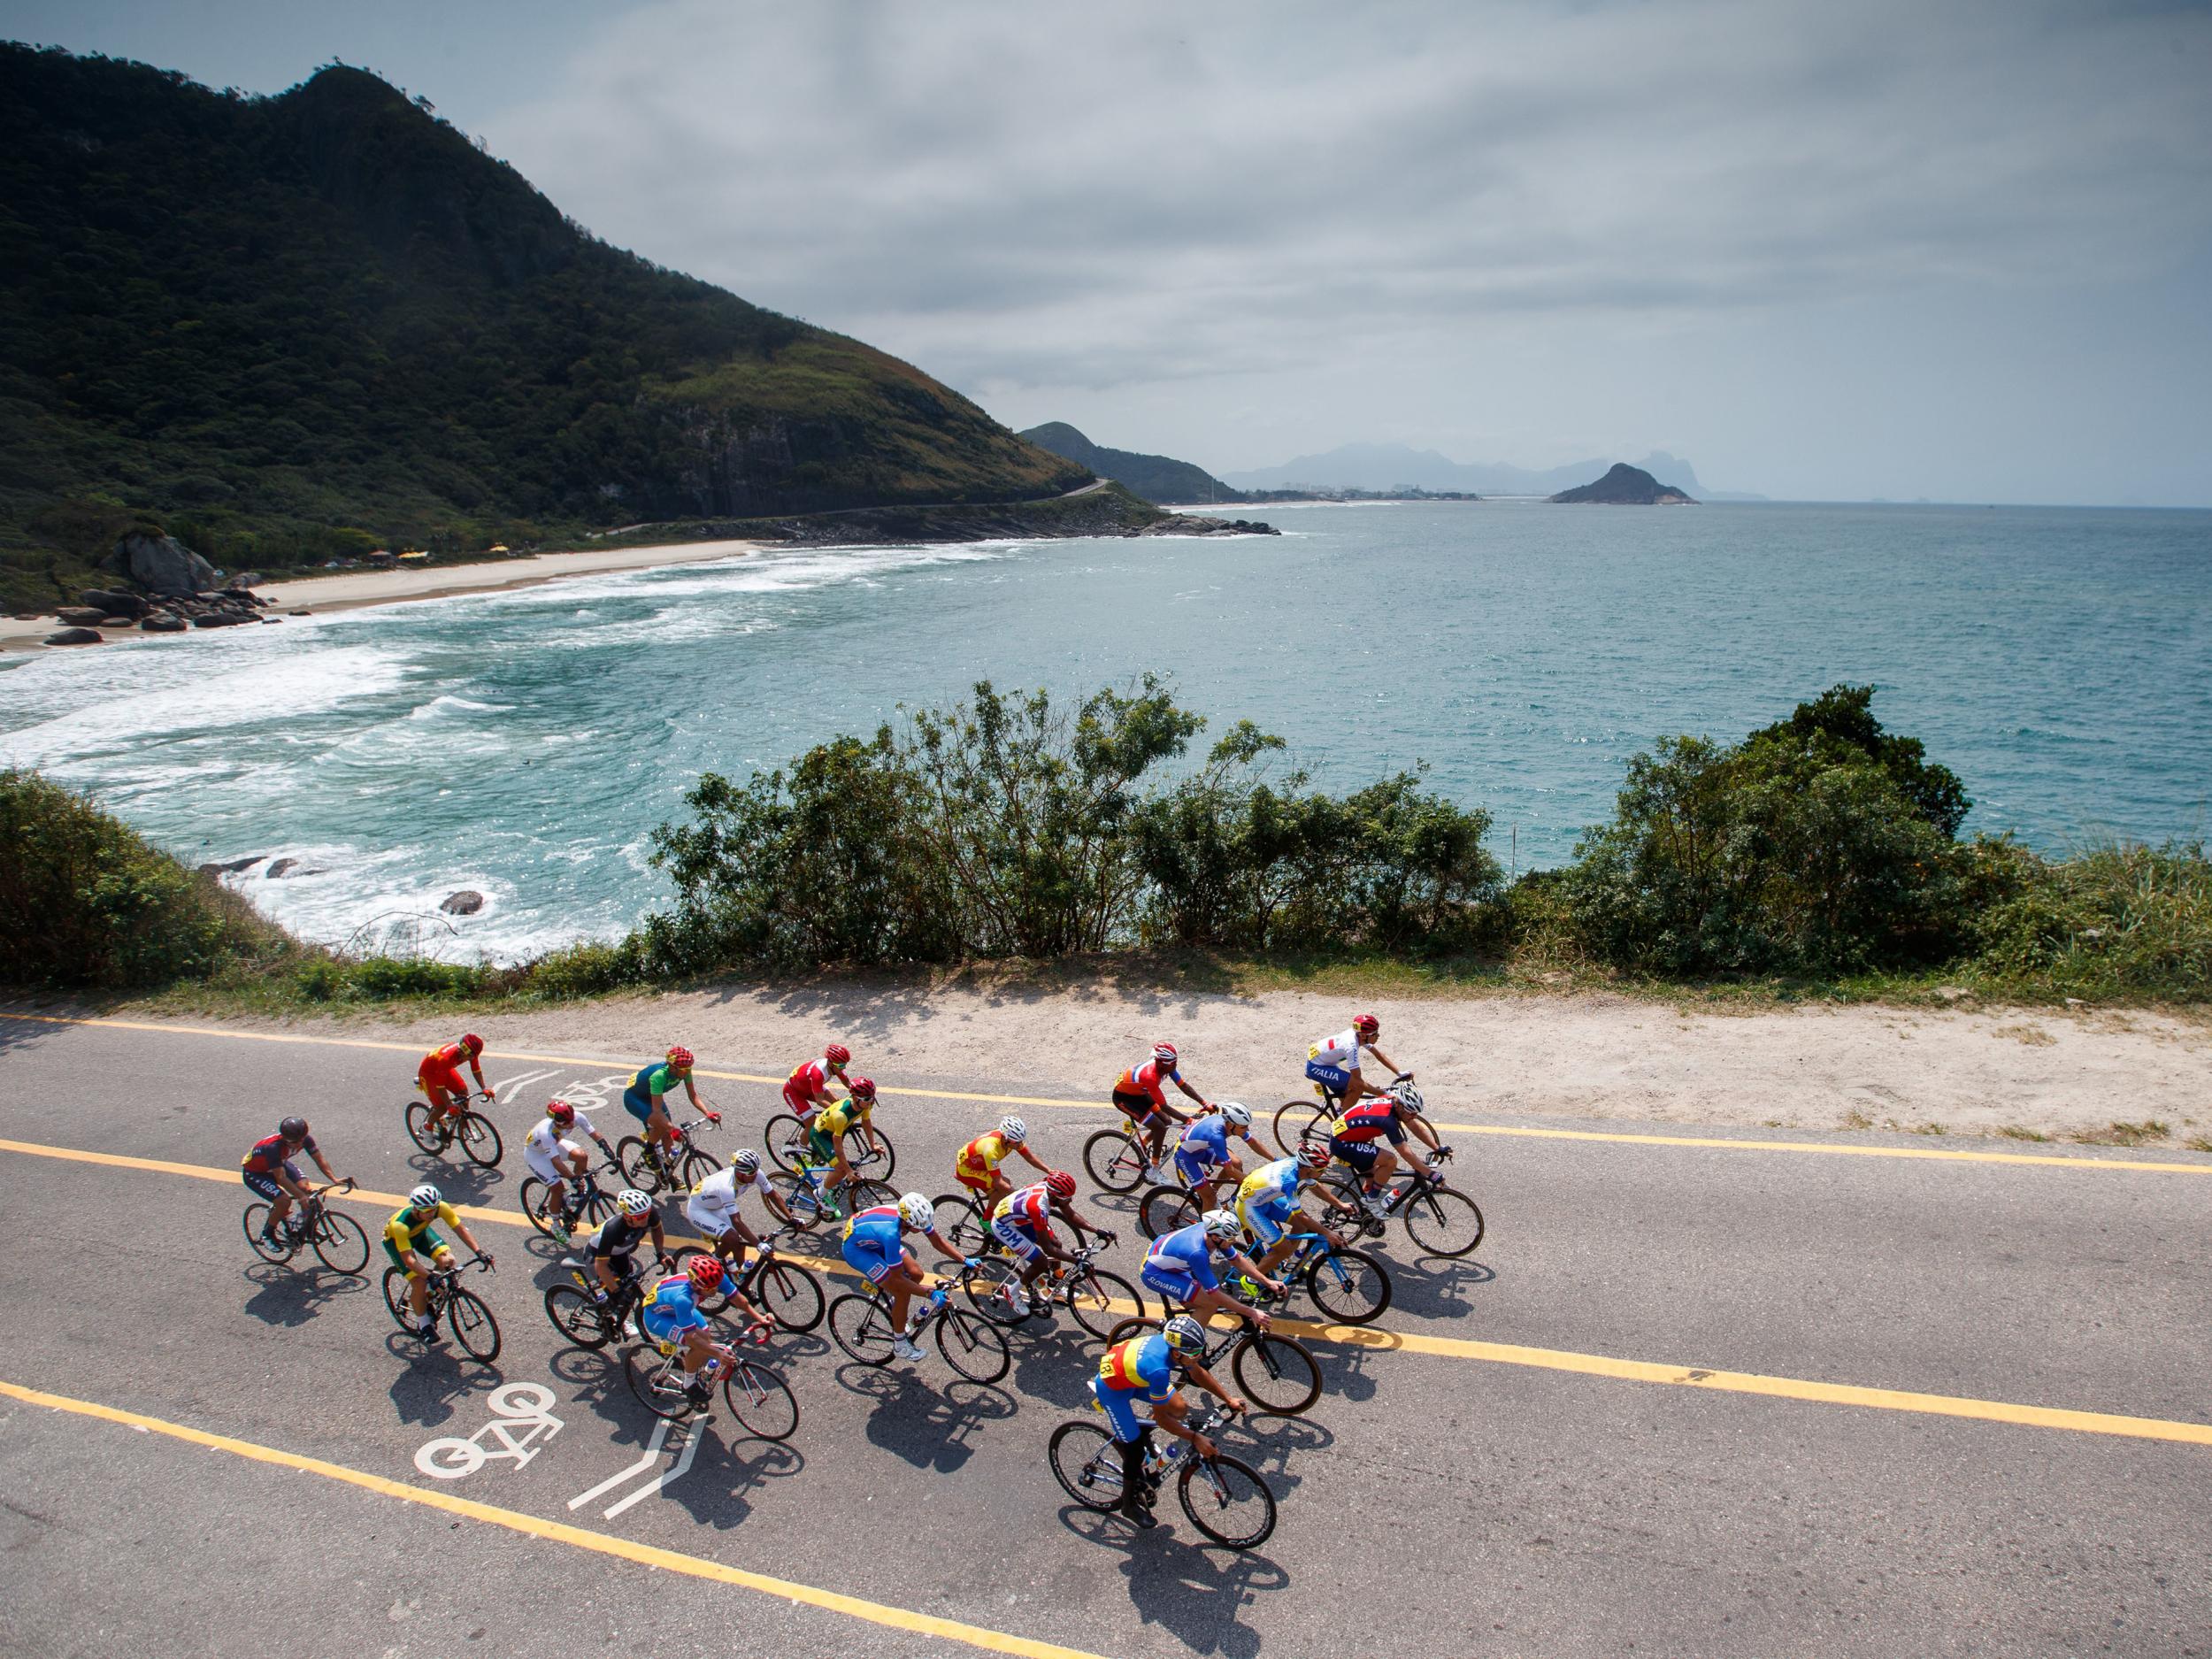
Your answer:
[1115,1056,1178,1106]
[1330,1099,1401,1144]
[419,1041,472,1093]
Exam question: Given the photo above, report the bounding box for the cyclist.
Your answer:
[840,1193,967,1363]
[1171,1102,1266,1210]
[1093,1314,1247,1528]
[1330,1087,1446,1217]
[640,1256,768,1406]
[1112,1041,1209,1183]
[416,1033,488,1138]
[522,1099,618,1239]
[1140,1209,1279,1332]
[802,1076,880,1221]
[954,1115,1051,1210]
[588,1189,671,1317]
[1238,1143,1359,1279]
[1304,1013,1409,1114]
[622,1045,720,1159]
[241,1117,345,1249]
[383,1181,495,1340]
[684,1149,797,1288]
[784,1041,856,1118]
[987,1171,1114,1318]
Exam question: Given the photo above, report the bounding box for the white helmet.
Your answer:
[616,1188,653,1217]
[1394,1081,1425,1117]
[997,1115,1027,1144]
[898,1193,934,1230]
[409,1182,442,1210]
[1202,1208,1241,1242]
[1218,1102,1252,1129]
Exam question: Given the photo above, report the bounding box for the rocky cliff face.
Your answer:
[101,532,218,595]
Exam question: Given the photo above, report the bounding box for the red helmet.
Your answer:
[1151,1041,1179,1066]
[460,1033,485,1055]
[849,1076,877,1101]
[824,1043,851,1067]
[666,1045,694,1069]
[547,1100,575,1125]
[1352,1013,1379,1035]
[1045,1170,1078,1200]
[687,1254,726,1291]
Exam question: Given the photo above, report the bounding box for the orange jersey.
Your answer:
[956,1131,1014,1189]
[419,1041,472,1095]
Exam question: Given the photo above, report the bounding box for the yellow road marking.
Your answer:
[0,1379,1110,1659]
[4,1010,2204,1174]
[4,1134,2208,1449]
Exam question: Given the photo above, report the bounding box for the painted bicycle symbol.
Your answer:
[413,1382,565,1479]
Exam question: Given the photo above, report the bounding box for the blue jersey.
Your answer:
[1244,1156,1302,1208]
[639,1275,707,1334]
[1180,1115,1231,1164]
[1143,1223,1222,1293]
[1097,1332,1178,1402]
[844,1203,902,1253]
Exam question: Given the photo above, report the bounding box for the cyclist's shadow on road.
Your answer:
[400,1155,504,1207]
[384,1345,505,1429]
[1060,1506,1286,1659]
[664,1432,807,1532]
[241,1263,369,1329]
[837,1365,1016,1473]
[1385,1253,1495,1321]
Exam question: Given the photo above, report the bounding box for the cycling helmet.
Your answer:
[1151,1041,1179,1067]
[1394,1083,1425,1117]
[665,1045,694,1070]
[897,1193,934,1230]
[547,1100,575,1125]
[998,1115,1027,1143]
[849,1076,877,1102]
[278,1115,310,1142]
[409,1182,442,1210]
[1352,1013,1379,1036]
[733,1148,760,1176]
[617,1188,654,1217]
[1162,1313,1206,1355]
[1295,1140,1332,1170]
[1045,1169,1078,1200]
[1202,1208,1241,1241]
[687,1254,726,1291]
[824,1042,851,1066]
[1218,1102,1252,1129]
[460,1033,485,1055]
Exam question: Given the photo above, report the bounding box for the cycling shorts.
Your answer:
[620,1087,657,1125]
[841,1233,904,1285]
[1240,1192,1295,1248]
[241,1161,300,1202]
[524,1136,581,1184]
[684,1193,739,1240]
[640,1301,708,1347]
[991,1215,1050,1263]
[806,1125,838,1164]
[381,1231,449,1273]
[1173,1143,1227,1187]
[1113,1089,1163,1121]
[1304,1060,1351,1094]
[1330,1134,1380,1176]
[956,1166,1000,1194]
[1089,1374,1148,1444]
[1140,1261,1199,1305]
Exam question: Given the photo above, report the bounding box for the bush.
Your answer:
[1970,841,2212,998]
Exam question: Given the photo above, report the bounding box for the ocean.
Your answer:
[3,501,2207,962]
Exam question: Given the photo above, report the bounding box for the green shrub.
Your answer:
[520,937,649,998]
[341,956,494,1000]
[1970,841,2212,997]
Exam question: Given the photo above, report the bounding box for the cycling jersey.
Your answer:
[1172,1115,1234,1184]
[242,1132,316,1174]
[685,1165,769,1234]
[1330,1098,1404,1145]
[813,1097,871,1141]
[524,1110,595,1164]
[588,1211,657,1263]
[1142,1223,1223,1294]
[1238,1157,1302,1210]
[993,1182,1053,1230]
[623,1062,682,1124]
[1097,1333,1178,1401]
[1115,1056,1179,1108]
[1309,1028,1366,1071]
[841,1203,905,1283]
[956,1132,1014,1188]
[639,1274,710,1342]
[384,1200,461,1251]
[419,1042,473,1097]
[783,1057,842,1111]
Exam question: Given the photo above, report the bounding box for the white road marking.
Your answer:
[602,1418,702,1518]
[567,1414,700,1517]
[413,1382,565,1479]
[490,1069,558,1102]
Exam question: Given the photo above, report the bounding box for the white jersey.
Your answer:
[525,1110,595,1160]
[687,1164,771,1227]
[1308,1028,1368,1071]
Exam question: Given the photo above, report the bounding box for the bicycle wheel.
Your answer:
[935,1308,1011,1385]
[242,1204,289,1263]
[1302,1245,1392,1325]
[678,1148,722,1187]
[614,1135,669,1194]
[1103,1315,1162,1348]
[518,1178,557,1239]
[1232,1332,1322,1417]
[457,1111,503,1169]
[826,1294,895,1365]
[1138,1186,1200,1240]
[311,1210,371,1276]
[763,1114,809,1171]
[1083,1129,1148,1194]
[849,1127,896,1181]
[446,1288,503,1362]
[573,1183,618,1230]
[544,1284,613,1348]
[624,1345,696,1419]
[1048,1419,1125,1510]
[931,1193,991,1257]
[381,1267,412,1328]
[963,1256,1033,1327]
[843,1178,899,1215]
[404,1101,446,1155]
[1271,1099,1329,1158]
[750,1257,825,1333]
[1179,1454,1276,1549]
[1401,1185,1485,1258]
[1067,1269,1143,1340]
[723,1358,799,1441]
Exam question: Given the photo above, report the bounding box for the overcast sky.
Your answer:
[11,0,2212,503]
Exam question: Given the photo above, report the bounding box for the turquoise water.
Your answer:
[3,501,2207,961]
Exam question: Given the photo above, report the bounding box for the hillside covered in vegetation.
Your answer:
[0,46,1089,608]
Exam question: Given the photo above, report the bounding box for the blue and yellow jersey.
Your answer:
[1096,1333,1178,1402]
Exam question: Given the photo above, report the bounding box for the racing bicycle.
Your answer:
[826,1281,1011,1384]
[542,1253,665,1348]
[622,1338,799,1442]
[765,1160,897,1230]
[243,1177,367,1274]
[763,1111,896,1181]
[616,1113,722,1195]
[1317,1146,1486,1258]
[1082,1117,1192,1195]
[1102,1312,1321,1417]
[405,1089,503,1168]
[1048,1402,1276,1549]
[381,1255,501,1361]
[670,1240,826,1333]
[962,1243,1145,1338]
[518,1158,621,1242]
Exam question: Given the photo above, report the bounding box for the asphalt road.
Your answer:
[1,1010,2207,1659]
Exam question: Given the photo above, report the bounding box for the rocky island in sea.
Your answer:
[1549,463,1697,504]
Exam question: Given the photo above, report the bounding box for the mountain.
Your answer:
[1018,423,1243,505]
[1549,463,1695,504]
[0,47,1090,607]
[1223,442,1761,500]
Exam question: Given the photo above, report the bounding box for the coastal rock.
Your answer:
[192,611,250,628]
[225,572,266,591]
[210,855,264,873]
[141,612,188,632]
[99,616,137,628]
[1141,515,1280,537]
[79,588,148,618]
[1549,464,1696,505]
[440,890,487,916]
[101,531,219,596]
[43,626,103,646]
[265,857,302,878]
[56,606,108,626]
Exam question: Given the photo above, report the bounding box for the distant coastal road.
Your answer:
[1,1010,2205,1657]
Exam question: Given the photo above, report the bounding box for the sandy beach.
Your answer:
[1,537,762,651]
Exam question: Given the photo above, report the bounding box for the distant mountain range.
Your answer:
[1222,443,1763,501]
[1018,423,1243,505]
